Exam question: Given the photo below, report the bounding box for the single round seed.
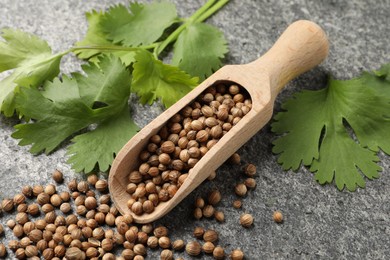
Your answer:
[95,179,108,192]
[172,239,185,251]
[240,213,254,227]
[0,244,7,257]
[229,153,241,164]
[194,207,202,220]
[13,194,26,205]
[203,229,218,243]
[273,211,283,223]
[230,249,245,260]
[244,163,257,177]
[2,199,13,212]
[77,181,89,193]
[203,205,215,218]
[158,236,171,249]
[185,241,201,256]
[244,178,257,189]
[193,227,204,239]
[22,186,33,198]
[234,183,247,197]
[160,249,173,260]
[213,246,225,260]
[208,189,221,206]
[214,211,225,222]
[202,241,215,254]
[147,236,158,248]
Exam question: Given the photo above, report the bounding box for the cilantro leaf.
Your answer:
[0,29,62,116]
[101,1,177,47]
[12,55,133,158]
[272,66,390,191]
[75,10,136,66]
[172,23,228,80]
[132,50,198,107]
[67,106,139,173]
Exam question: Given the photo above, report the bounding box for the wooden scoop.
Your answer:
[108,20,329,223]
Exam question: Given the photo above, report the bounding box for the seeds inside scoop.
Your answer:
[126,83,252,215]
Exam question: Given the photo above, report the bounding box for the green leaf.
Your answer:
[132,50,198,107]
[75,10,136,66]
[67,106,139,173]
[12,55,133,158]
[101,1,177,47]
[272,65,390,191]
[172,23,228,80]
[0,29,62,116]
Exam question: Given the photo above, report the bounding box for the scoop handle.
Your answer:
[251,20,329,97]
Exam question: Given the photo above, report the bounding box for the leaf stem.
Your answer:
[194,0,230,23]
[154,0,227,57]
[70,43,157,53]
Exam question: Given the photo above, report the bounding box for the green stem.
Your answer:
[70,43,157,53]
[154,0,222,56]
[194,0,230,23]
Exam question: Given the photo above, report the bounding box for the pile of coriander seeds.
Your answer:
[0,169,248,260]
[126,83,252,216]
[0,172,162,259]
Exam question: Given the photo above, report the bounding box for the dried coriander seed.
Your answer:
[244,178,257,189]
[202,241,215,254]
[213,245,225,260]
[234,183,247,197]
[208,189,221,206]
[230,249,245,260]
[203,229,218,243]
[52,169,64,183]
[185,241,201,256]
[202,204,215,218]
[0,244,6,257]
[273,210,283,223]
[244,163,256,177]
[214,211,225,222]
[193,226,205,239]
[160,249,173,260]
[240,213,254,228]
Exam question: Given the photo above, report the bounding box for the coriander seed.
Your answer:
[240,213,254,228]
[208,189,221,206]
[160,249,173,260]
[202,241,215,254]
[273,210,283,223]
[203,204,215,218]
[203,229,218,243]
[214,211,225,222]
[244,163,256,177]
[172,239,185,251]
[186,241,201,256]
[230,249,245,260]
[52,169,64,183]
[0,244,6,257]
[193,226,205,239]
[234,183,247,197]
[244,177,257,189]
[213,245,225,260]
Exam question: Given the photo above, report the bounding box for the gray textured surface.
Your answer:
[1,0,390,259]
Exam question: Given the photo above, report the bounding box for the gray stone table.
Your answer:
[0,0,389,259]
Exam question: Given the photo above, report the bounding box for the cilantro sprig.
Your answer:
[0,0,230,173]
[272,64,390,191]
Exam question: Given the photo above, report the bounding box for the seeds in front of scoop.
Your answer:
[125,84,252,215]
